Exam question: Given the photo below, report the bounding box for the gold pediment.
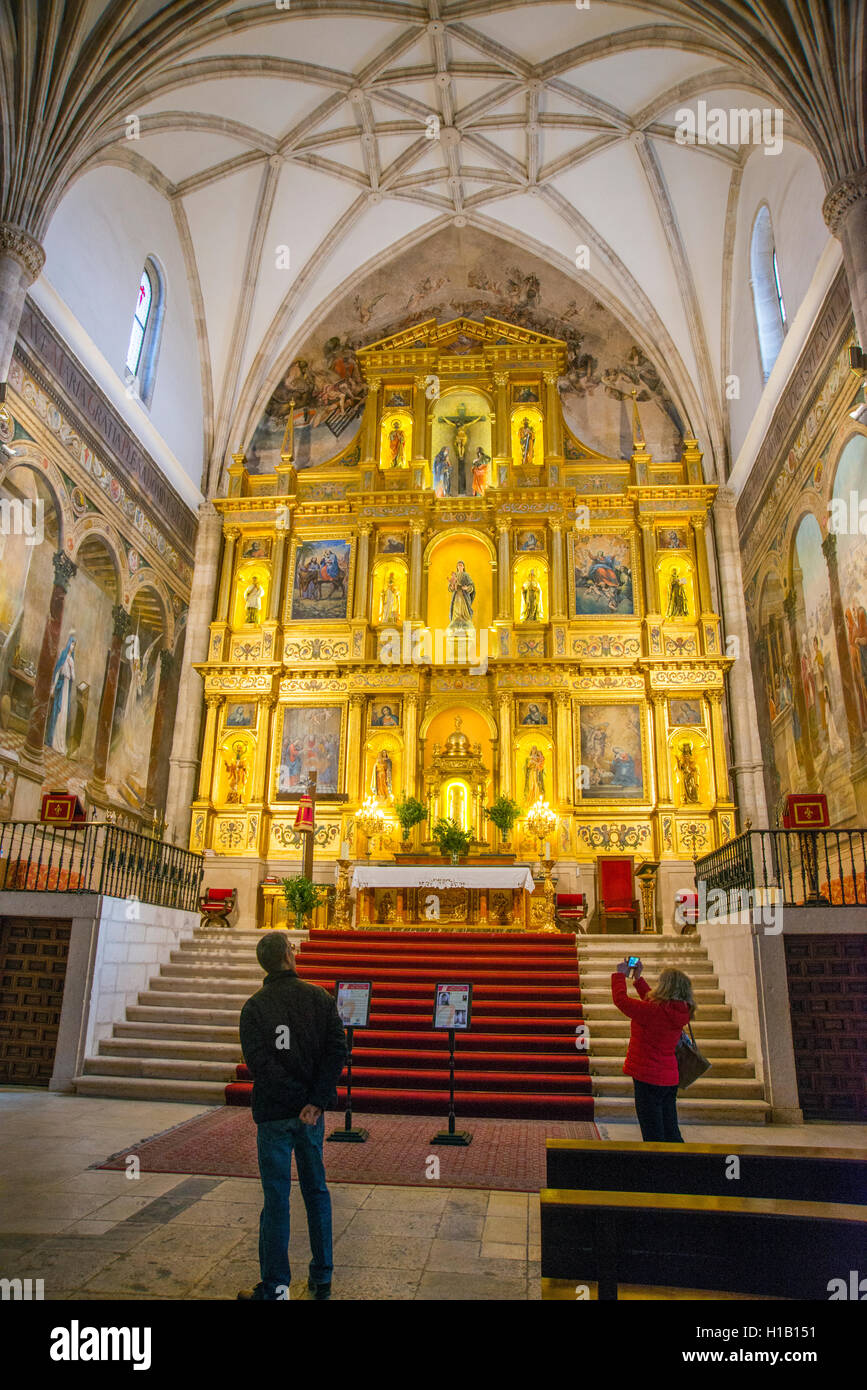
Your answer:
[358,314,567,359]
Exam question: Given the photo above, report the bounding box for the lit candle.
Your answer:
[544,841,551,859]
[341,840,350,860]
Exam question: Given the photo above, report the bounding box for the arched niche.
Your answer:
[365,730,402,805]
[430,388,494,497]
[216,728,255,806]
[513,554,549,624]
[109,584,167,808]
[514,729,553,807]
[233,558,271,629]
[510,406,544,470]
[425,531,494,634]
[371,555,407,626]
[379,409,412,471]
[424,706,493,772]
[668,727,712,808]
[657,552,696,621]
[829,432,867,733]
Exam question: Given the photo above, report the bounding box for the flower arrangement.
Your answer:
[281,875,327,931]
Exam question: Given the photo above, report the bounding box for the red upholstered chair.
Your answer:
[597,857,639,933]
[674,889,699,933]
[199,887,237,928]
[556,892,588,934]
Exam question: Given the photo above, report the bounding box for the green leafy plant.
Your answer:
[393,795,428,843]
[485,795,522,844]
[431,817,473,862]
[281,875,327,931]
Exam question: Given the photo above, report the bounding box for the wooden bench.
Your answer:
[540,1188,867,1300]
[545,1138,867,1205]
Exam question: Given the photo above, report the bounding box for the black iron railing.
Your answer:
[0,821,204,912]
[696,828,867,910]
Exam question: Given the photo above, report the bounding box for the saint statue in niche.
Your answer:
[46,631,77,756]
[371,747,393,801]
[387,419,406,468]
[432,446,452,498]
[244,575,265,624]
[523,744,546,802]
[676,741,700,804]
[447,560,475,630]
[520,568,543,622]
[518,416,536,467]
[472,447,490,496]
[224,742,249,803]
[665,568,689,619]
[378,572,401,624]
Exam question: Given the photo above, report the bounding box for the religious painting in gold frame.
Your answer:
[370,698,402,729]
[274,702,346,799]
[568,530,639,618]
[286,535,355,623]
[575,702,648,802]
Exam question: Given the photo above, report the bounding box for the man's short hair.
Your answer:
[256,931,292,974]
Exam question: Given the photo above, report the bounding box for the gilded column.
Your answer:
[691,513,714,615]
[403,693,419,796]
[409,521,424,621]
[361,377,381,463]
[347,694,366,801]
[543,369,563,459]
[197,695,222,801]
[498,693,512,796]
[268,525,289,622]
[146,650,175,810]
[650,693,671,802]
[554,692,572,804]
[412,376,428,464]
[822,531,863,753]
[217,526,240,623]
[493,372,510,461]
[252,696,277,803]
[550,521,566,620]
[354,524,372,620]
[706,690,730,802]
[497,522,511,620]
[90,605,133,790]
[638,518,658,615]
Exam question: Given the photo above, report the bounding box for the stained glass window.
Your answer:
[125,268,153,378]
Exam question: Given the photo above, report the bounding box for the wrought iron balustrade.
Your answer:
[0,821,203,913]
[695,828,867,911]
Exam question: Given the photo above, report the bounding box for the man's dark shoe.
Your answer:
[308,1278,331,1300]
[237,1284,266,1301]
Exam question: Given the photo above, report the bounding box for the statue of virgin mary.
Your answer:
[447,561,475,631]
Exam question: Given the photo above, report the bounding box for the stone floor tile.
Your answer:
[416,1270,527,1301]
[482,1215,527,1245]
[332,1233,433,1270]
[481,1241,527,1261]
[165,1201,259,1229]
[328,1266,421,1300]
[359,1186,449,1213]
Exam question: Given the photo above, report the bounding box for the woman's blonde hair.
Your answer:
[650,968,696,1019]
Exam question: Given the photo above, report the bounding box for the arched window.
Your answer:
[124,257,164,406]
[750,206,787,382]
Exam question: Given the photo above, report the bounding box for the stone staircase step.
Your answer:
[588,1036,747,1057]
[114,1021,240,1043]
[581,985,725,1004]
[99,1038,242,1062]
[142,980,251,999]
[592,1075,764,1101]
[74,1074,227,1104]
[582,1018,740,1038]
[128,1004,242,1027]
[591,1056,756,1078]
[83,1055,238,1082]
[594,1095,770,1124]
[582,1001,732,1022]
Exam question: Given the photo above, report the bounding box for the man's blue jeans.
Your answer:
[256,1114,333,1298]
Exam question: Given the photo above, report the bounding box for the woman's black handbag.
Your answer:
[676,1023,711,1089]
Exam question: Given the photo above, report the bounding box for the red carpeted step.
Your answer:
[227,928,592,1120]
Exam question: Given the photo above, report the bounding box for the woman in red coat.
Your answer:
[611,957,695,1142]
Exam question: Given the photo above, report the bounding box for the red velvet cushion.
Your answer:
[556,894,585,909]
[204,888,235,902]
[600,858,633,907]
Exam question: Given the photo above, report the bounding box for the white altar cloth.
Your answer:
[351,865,536,893]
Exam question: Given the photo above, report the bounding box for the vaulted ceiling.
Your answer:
[3,0,864,493]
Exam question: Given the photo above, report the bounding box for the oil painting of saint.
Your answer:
[371,701,400,728]
[277,706,341,796]
[291,540,351,621]
[46,632,77,755]
[578,704,644,799]
[447,560,475,630]
[573,537,634,616]
[518,700,548,726]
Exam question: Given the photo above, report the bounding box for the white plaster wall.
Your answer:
[41,165,204,482]
[699,919,765,1081]
[729,146,830,462]
[84,895,198,1055]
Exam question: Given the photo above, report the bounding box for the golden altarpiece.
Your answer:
[191,317,736,930]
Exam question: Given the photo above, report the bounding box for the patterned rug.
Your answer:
[96,1107,599,1193]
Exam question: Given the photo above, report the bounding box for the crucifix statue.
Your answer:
[435,400,492,495]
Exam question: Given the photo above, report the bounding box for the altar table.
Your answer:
[350,863,537,929]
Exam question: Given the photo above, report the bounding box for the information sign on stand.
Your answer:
[431,983,473,1147]
[328,981,372,1143]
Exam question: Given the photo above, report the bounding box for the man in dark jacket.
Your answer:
[237,931,346,1301]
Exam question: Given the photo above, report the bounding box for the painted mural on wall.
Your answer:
[247,226,684,473]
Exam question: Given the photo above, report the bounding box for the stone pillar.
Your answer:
[824,170,867,352]
[554,692,572,804]
[707,690,731,802]
[498,693,512,796]
[197,695,222,801]
[217,526,239,623]
[12,550,77,818]
[145,649,175,811]
[0,225,45,387]
[90,605,132,790]
[650,693,671,802]
[712,487,768,827]
[550,521,567,620]
[403,693,419,796]
[497,523,511,620]
[354,524,371,620]
[408,521,424,621]
[821,531,863,754]
[783,589,817,785]
[164,501,224,845]
[268,526,288,622]
[346,694,366,801]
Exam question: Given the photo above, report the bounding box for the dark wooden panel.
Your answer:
[0,916,71,1085]
[785,933,867,1120]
